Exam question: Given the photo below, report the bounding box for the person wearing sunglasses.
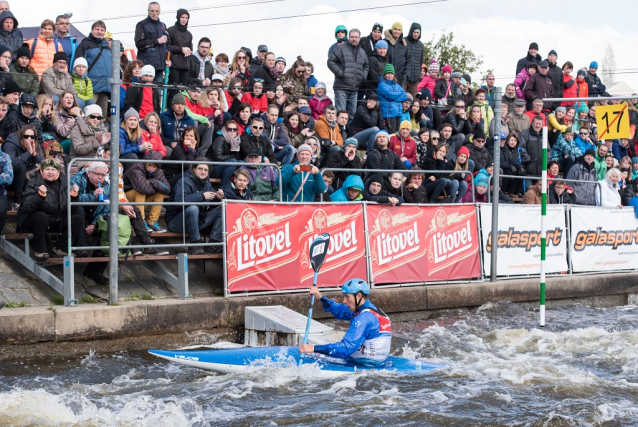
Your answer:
[7,93,44,146]
[4,124,43,210]
[239,117,276,164]
[211,120,242,185]
[281,58,309,105]
[404,23,424,99]
[70,104,110,167]
[17,158,88,260]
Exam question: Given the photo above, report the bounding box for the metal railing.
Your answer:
[487,174,603,203]
[319,167,476,203]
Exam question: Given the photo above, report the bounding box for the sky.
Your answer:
[11,0,638,96]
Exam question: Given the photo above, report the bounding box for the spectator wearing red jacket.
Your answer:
[390,121,417,169]
[241,79,268,114]
[142,112,167,158]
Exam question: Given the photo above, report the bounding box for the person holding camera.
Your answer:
[281,144,326,202]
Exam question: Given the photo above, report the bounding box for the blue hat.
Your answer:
[590,61,598,69]
[474,175,489,188]
[298,106,312,114]
[375,40,388,50]
[344,137,358,147]
[375,129,390,140]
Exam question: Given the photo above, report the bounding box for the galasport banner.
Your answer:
[570,206,638,273]
[479,204,568,276]
[225,202,366,293]
[367,204,481,284]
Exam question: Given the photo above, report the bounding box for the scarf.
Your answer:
[289,125,299,134]
[268,66,279,82]
[222,127,241,151]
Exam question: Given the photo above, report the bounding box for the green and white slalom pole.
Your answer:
[540,126,548,327]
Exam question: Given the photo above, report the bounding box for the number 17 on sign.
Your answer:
[597,104,630,140]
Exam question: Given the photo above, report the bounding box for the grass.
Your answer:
[125,293,154,302]
[4,301,28,308]
[51,295,64,305]
[81,295,100,304]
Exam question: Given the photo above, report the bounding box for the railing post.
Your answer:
[489,87,502,282]
[177,252,190,299]
[108,40,122,305]
[63,255,77,306]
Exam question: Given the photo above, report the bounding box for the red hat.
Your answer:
[442,65,452,74]
[458,146,470,158]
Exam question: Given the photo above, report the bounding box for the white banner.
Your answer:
[480,204,568,276]
[570,206,638,272]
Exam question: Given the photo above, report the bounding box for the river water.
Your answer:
[1,301,637,426]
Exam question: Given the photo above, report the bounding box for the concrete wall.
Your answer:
[1,272,637,345]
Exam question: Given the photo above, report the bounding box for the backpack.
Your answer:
[30,38,60,59]
[96,214,132,258]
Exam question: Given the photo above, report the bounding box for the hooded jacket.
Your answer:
[134,15,170,71]
[72,72,94,101]
[123,150,171,195]
[327,40,369,92]
[363,174,404,204]
[309,95,333,121]
[76,35,112,93]
[165,170,218,225]
[167,9,193,71]
[404,23,424,83]
[240,164,280,201]
[596,177,621,207]
[466,142,492,171]
[524,72,554,110]
[189,52,214,85]
[330,174,364,202]
[547,61,563,100]
[566,158,597,206]
[377,77,408,118]
[262,113,290,149]
[519,126,543,176]
[9,63,39,97]
[383,29,408,84]
[551,134,582,161]
[366,51,388,93]
[0,11,23,60]
[17,171,70,229]
[515,51,542,75]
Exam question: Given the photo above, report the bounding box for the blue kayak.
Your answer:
[148,346,445,376]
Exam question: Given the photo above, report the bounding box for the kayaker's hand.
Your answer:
[299,344,315,354]
[309,286,322,300]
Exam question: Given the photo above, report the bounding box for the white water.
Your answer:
[1,302,637,426]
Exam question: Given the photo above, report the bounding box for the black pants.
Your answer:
[20,207,86,253]
[386,117,401,135]
[0,194,8,234]
[84,206,152,276]
[424,179,447,202]
[7,163,29,203]
[167,68,190,105]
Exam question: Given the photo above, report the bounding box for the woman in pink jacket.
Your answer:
[514,62,537,99]
[417,59,438,95]
[309,81,332,120]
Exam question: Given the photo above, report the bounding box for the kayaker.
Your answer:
[299,278,392,367]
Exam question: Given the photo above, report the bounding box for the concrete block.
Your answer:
[0,307,55,343]
[54,304,148,340]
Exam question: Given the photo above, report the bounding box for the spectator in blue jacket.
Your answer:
[53,14,77,72]
[160,93,196,157]
[612,138,630,162]
[75,20,112,117]
[628,180,638,219]
[330,174,364,202]
[281,144,326,202]
[377,64,407,134]
[573,127,596,157]
[120,108,153,171]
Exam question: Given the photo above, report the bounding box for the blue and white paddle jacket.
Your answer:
[314,298,392,367]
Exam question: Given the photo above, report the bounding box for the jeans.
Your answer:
[274,144,295,165]
[559,155,575,175]
[353,126,379,152]
[213,158,238,185]
[76,97,96,111]
[167,205,218,243]
[456,180,468,202]
[334,90,357,118]
[424,179,447,202]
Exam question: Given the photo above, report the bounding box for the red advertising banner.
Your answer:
[298,205,367,288]
[368,204,481,284]
[225,203,366,293]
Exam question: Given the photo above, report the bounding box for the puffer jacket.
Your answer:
[524,73,554,110]
[366,52,388,94]
[365,144,406,171]
[404,23,424,83]
[53,108,78,138]
[466,143,492,171]
[596,178,621,207]
[123,150,171,195]
[240,164,280,202]
[17,172,70,229]
[167,10,193,71]
[515,51,542,75]
[40,66,77,98]
[442,111,471,136]
[566,158,597,206]
[377,77,407,118]
[327,41,369,92]
[351,103,385,134]
[561,74,577,106]
[26,35,64,79]
[70,170,110,224]
[0,11,23,60]
[383,29,408,84]
[551,134,582,161]
[389,134,417,165]
[76,35,112,93]
[547,62,563,100]
[434,78,451,103]
[9,63,39,97]
[72,73,94,102]
[70,116,109,163]
[119,127,143,156]
[514,68,530,99]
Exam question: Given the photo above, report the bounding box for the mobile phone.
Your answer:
[299,165,312,172]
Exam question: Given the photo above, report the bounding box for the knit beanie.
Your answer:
[548,49,557,57]
[577,69,586,77]
[53,51,68,63]
[405,93,413,102]
[584,148,596,157]
[632,157,638,164]
[555,106,566,114]
[3,79,21,95]
[419,88,431,101]
[73,57,88,69]
[442,65,452,74]
[141,65,156,78]
[368,174,385,187]
[375,40,388,50]
[565,127,573,134]
[375,129,390,141]
[400,120,411,130]
[590,61,598,69]
[458,146,470,158]
[462,74,471,84]
[529,42,539,50]
[344,137,358,147]
[578,103,589,113]
[372,22,383,33]
[392,22,403,31]
[429,59,439,73]
[123,107,139,121]
[474,127,486,141]
[84,104,103,117]
[16,45,30,60]
[383,64,395,75]
[297,144,312,155]
[451,71,462,78]
[475,175,489,188]
[172,93,186,105]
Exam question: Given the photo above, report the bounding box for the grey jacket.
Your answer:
[327,41,369,92]
[0,11,23,60]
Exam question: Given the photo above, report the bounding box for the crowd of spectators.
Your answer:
[0,1,637,278]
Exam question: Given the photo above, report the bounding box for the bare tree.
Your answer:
[601,44,616,86]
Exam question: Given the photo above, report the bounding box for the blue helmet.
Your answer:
[341,278,370,295]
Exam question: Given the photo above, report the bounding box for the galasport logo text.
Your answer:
[486,227,563,253]
[573,227,638,251]
[375,209,421,266]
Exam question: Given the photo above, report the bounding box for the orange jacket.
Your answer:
[26,35,64,80]
[313,115,344,146]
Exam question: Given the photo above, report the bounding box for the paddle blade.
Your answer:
[309,233,330,273]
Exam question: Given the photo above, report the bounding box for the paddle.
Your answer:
[299,233,330,367]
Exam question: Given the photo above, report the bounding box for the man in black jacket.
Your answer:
[548,180,573,204]
[134,2,170,84]
[546,50,563,110]
[239,117,276,164]
[351,93,385,152]
[326,138,362,189]
[360,23,383,57]
[520,116,544,177]
[525,61,554,112]
[404,23,424,98]
[442,100,471,136]
[383,22,408,86]
[515,42,542,75]
[364,129,406,173]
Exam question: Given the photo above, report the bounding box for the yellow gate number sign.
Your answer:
[596,104,630,140]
